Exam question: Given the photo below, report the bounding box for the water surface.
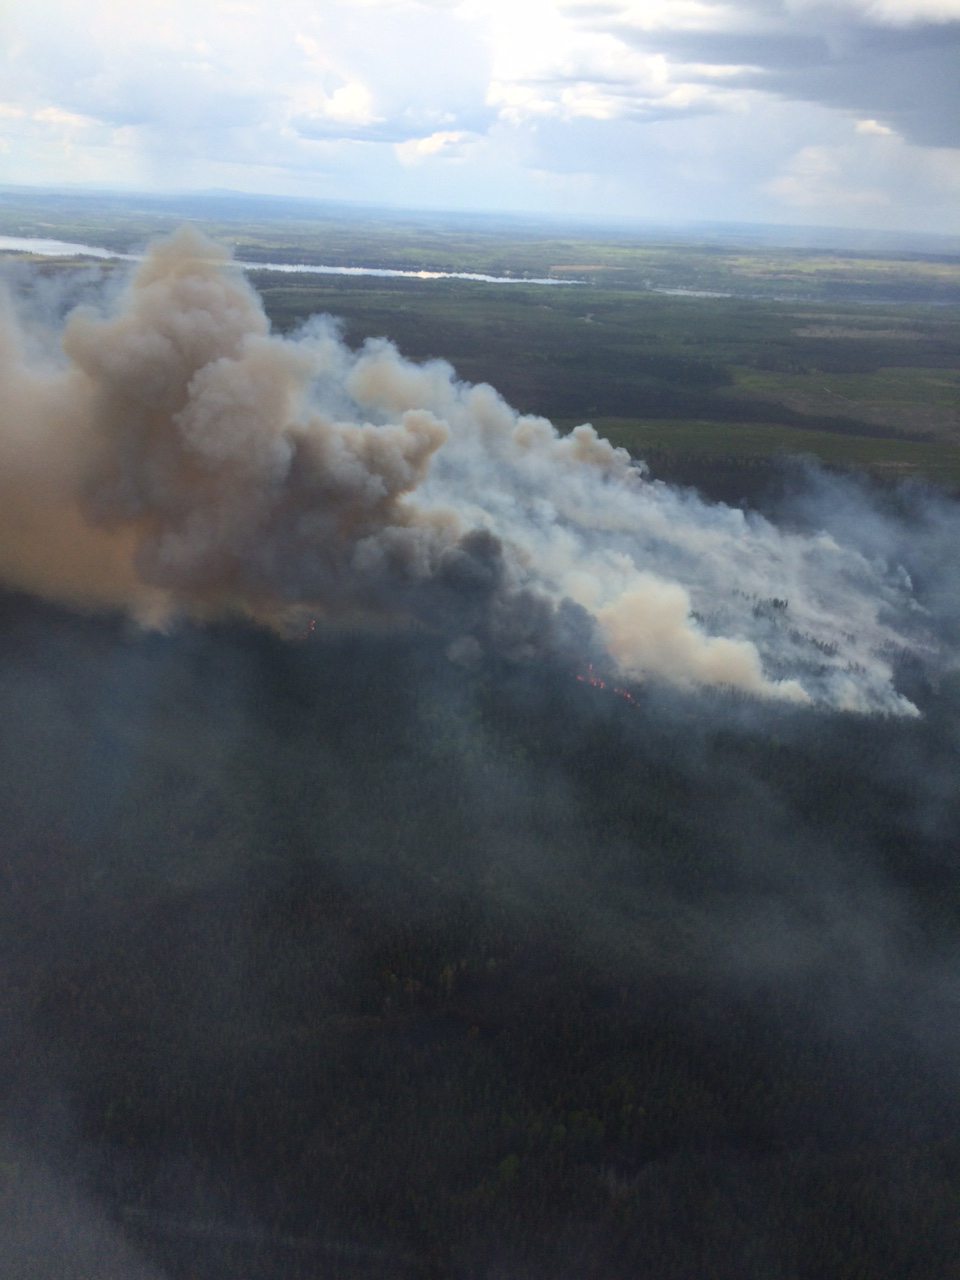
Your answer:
[0,235,578,285]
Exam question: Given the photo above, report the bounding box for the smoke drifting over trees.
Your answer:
[1,234,959,1278]
[1,229,956,711]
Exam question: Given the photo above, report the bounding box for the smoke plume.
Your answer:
[0,228,951,712]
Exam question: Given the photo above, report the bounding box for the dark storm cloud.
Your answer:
[758,31,960,145]
[601,5,960,145]
[634,29,832,70]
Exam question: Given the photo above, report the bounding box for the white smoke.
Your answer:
[0,227,945,714]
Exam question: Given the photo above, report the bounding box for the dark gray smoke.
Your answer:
[1,582,959,1279]
[4,227,960,1278]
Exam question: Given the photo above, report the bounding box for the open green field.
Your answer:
[2,188,959,496]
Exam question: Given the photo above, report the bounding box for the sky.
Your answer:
[1,0,959,233]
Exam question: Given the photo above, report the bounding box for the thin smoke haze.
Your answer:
[0,228,950,713]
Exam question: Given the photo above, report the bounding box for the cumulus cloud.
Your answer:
[0,0,490,167]
[395,130,478,164]
[582,0,960,147]
[856,116,895,134]
[0,0,957,227]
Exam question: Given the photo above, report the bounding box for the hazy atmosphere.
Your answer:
[2,0,960,232]
[1,3,959,1279]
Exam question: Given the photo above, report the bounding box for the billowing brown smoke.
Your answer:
[0,231,456,628]
[0,229,936,711]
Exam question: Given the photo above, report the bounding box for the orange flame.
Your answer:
[576,663,639,707]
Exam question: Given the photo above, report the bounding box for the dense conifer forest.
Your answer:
[2,576,958,1278]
